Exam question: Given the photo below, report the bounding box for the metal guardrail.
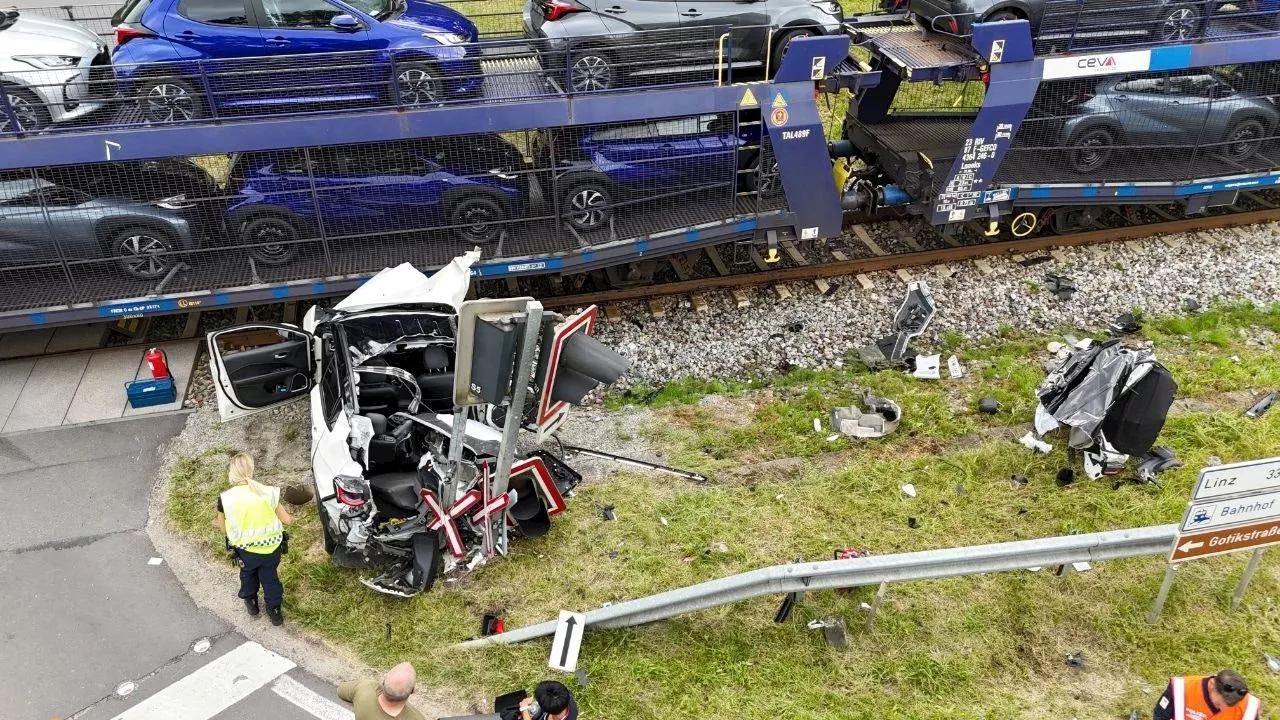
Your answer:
[456,524,1179,648]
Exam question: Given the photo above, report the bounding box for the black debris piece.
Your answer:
[481,614,503,636]
[774,591,801,623]
[1018,255,1053,267]
[1017,507,1028,515]
[1182,298,1202,313]
[785,322,804,333]
[1246,392,1277,419]
[955,483,966,496]
[1056,468,1076,487]
[978,397,1000,414]
[1009,474,1029,488]
[608,550,619,560]
[824,282,840,297]
[1108,311,1144,335]
[597,504,616,521]
[386,622,392,642]
[1044,274,1077,301]
[907,516,919,529]
[1134,446,1182,485]
[1066,652,1086,668]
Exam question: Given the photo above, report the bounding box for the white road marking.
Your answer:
[271,674,355,720]
[110,641,295,720]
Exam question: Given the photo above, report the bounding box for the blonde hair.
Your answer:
[228,453,269,496]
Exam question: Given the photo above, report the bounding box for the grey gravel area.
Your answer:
[597,224,1280,386]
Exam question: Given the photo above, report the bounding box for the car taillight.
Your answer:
[335,475,367,507]
[115,23,154,46]
[544,2,584,21]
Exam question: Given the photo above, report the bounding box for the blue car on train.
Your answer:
[109,0,482,122]
[535,113,774,232]
[223,138,527,263]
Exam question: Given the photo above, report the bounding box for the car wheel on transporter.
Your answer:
[743,153,783,197]
[314,477,336,555]
[449,194,506,245]
[239,215,301,265]
[569,50,614,92]
[1156,4,1203,41]
[563,181,613,231]
[1068,127,1115,174]
[984,9,1022,21]
[770,28,817,74]
[111,226,179,279]
[1223,117,1266,162]
[394,62,443,106]
[0,86,50,133]
[136,76,203,123]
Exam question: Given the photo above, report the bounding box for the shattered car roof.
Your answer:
[334,250,480,313]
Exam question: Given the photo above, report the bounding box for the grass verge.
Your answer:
[168,306,1280,719]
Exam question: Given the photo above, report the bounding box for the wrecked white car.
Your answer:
[206,252,587,596]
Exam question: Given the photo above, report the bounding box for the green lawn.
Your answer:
[168,303,1280,720]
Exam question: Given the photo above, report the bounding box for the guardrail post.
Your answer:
[1230,548,1264,610]
[1147,564,1178,624]
[195,59,219,120]
[864,580,889,631]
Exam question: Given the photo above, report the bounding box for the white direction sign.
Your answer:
[1192,456,1280,500]
[548,610,586,673]
[1182,489,1280,532]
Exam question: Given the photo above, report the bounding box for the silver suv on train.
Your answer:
[0,9,112,133]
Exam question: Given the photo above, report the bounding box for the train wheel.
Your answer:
[1010,212,1037,238]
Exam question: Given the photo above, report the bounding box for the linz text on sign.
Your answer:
[1192,456,1280,500]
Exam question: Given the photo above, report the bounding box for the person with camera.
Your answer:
[518,681,578,720]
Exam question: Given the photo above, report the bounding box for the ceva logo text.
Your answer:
[1076,55,1117,69]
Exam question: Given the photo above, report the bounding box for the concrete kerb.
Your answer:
[144,410,472,719]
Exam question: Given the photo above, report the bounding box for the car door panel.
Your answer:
[249,0,382,105]
[207,323,315,421]
[675,0,766,62]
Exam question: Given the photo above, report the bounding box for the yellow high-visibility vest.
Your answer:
[221,484,283,554]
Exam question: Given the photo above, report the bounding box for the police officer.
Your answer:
[1154,669,1260,720]
[214,453,292,626]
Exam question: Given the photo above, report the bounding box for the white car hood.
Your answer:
[334,250,479,313]
[8,14,104,54]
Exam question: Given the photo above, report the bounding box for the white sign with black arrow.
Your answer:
[548,610,586,673]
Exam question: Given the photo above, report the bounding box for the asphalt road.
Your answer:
[0,415,350,720]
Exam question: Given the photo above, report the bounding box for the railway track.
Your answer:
[534,208,1280,312]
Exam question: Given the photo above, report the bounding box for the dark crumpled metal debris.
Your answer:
[1133,446,1182,485]
[597,504,616,521]
[1009,474,1029,488]
[978,397,1000,414]
[1108,311,1143,335]
[907,516,919,529]
[1044,273,1077,301]
[1056,468,1076,487]
[1066,652,1086,668]
[1246,392,1277,419]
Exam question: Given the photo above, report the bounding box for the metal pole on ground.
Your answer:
[1147,564,1178,625]
[489,300,543,554]
[1231,549,1265,610]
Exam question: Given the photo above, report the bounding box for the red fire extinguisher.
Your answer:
[144,347,170,380]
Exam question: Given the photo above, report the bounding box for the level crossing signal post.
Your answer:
[451,300,629,557]
[1149,457,1280,623]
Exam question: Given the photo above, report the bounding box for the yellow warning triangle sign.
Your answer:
[771,92,788,109]
[739,88,758,108]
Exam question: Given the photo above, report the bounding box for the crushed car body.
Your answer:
[205,251,621,597]
[1032,338,1178,480]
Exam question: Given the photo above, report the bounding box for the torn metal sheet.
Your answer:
[856,281,936,367]
[335,250,479,312]
[831,389,902,439]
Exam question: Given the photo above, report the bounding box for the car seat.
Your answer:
[416,346,455,412]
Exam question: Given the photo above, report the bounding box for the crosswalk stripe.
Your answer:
[110,641,295,720]
[271,674,355,720]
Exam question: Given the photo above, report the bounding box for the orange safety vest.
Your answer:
[1171,676,1260,720]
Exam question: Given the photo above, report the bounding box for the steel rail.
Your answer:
[456,524,1178,648]
[539,208,1280,309]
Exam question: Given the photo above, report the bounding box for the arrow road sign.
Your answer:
[1181,489,1280,532]
[1192,456,1280,500]
[1169,518,1280,562]
[548,610,586,673]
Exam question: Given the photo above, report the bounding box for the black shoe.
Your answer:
[266,606,284,626]
[243,597,260,616]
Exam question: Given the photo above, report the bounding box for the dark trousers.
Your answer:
[237,547,283,609]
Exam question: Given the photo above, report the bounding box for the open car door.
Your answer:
[207,324,316,421]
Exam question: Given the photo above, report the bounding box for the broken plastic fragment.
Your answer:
[826,433,841,442]
[913,354,941,380]
[1265,654,1280,673]
[659,517,669,526]
[1245,392,1277,419]
[1047,341,1065,354]
[1009,474,1029,488]
[901,483,917,498]
[1066,652,1085,668]
[907,516,919,529]
[1019,432,1053,454]
[947,355,964,378]
[979,397,999,415]
[813,417,822,432]
[831,389,902,439]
